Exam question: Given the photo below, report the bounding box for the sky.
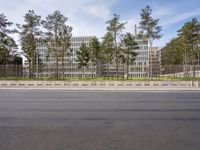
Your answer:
[1,0,200,47]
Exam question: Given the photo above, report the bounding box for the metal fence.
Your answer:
[160,65,200,78]
[0,65,23,78]
[0,64,200,79]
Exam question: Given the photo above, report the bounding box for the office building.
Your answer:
[36,36,96,78]
[129,38,149,77]
[35,34,161,78]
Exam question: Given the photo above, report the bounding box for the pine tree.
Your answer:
[42,10,72,79]
[139,5,162,78]
[0,13,17,65]
[178,18,200,77]
[101,32,115,78]
[76,43,90,78]
[106,14,126,79]
[88,37,101,78]
[121,33,138,79]
[58,25,72,78]
[17,10,41,78]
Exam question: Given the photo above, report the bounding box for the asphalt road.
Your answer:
[0,90,200,150]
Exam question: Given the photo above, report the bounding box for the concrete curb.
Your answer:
[0,88,199,91]
[0,80,199,91]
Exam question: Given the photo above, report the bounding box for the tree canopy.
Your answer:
[17,10,41,78]
[106,14,126,79]
[162,18,200,66]
[0,13,17,64]
[139,5,162,78]
[42,10,72,79]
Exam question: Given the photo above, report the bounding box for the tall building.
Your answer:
[127,25,149,77]
[100,37,149,78]
[101,25,149,78]
[129,38,149,77]
[35,34,160,78]
[36,36,96,78]
[150,47,162,77]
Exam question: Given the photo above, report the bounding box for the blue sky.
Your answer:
[1,0,200,47]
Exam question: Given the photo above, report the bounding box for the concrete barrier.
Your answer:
[0,80,199,90]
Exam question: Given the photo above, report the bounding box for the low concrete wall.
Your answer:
[0,80,199,90]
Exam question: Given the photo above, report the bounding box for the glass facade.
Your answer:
[36,36,160,78]
[36,36,96,77]
[128,39,149,77]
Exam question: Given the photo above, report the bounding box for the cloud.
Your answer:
[1,0,200,49]
[160,9,200,27]
[81,0,118,20]
[153,7,176,18]
[0,0,119,39]
[123,16,140,35]
[68,18,105,37]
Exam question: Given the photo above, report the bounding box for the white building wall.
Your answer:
[37,36,150,78]
[129,39,149,77]
[36,36,96,77]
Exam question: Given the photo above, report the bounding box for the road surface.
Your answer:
[0,90,200,150]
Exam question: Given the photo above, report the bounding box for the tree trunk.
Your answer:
[193,65,195,78]
[56,56,59,79]
[62,60,64,79]
[149,40,153,79]
[184,49,187,78]
[127,53,129,80]
[3,61,6,78]
[116,52,118,80]
[114,31,118,80]
[96,61,98,78]
[55,34,59,79]
[123,63,125,80]
[91,63,94,79]
[82,67,85,78]
[192,57,196,79]
[62,48,65,79]
[29,59,33,78]
[107,62,109,79]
